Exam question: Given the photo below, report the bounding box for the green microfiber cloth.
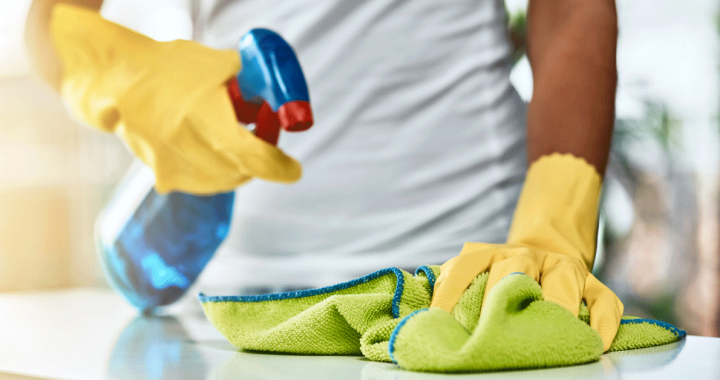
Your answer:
[199,266,685,373]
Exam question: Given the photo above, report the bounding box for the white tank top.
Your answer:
[102,0,527,291]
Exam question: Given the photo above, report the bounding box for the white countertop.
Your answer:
[0,289,717,380]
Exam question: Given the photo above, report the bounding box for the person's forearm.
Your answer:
[525,0,618,175]
[24,0,103,91]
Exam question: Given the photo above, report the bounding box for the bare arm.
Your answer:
[525,0,618,174]
[24,0,104,91]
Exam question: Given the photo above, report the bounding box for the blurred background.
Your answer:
[0,0,718,337]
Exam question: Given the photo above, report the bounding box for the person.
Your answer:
[26,0,623,350]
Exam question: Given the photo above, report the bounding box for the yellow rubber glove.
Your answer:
[431,154,623,351]
[50,4,301,195]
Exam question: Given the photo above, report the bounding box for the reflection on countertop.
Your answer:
[108,316,207,380]
[109,310,698,380]
[0,289,717,380]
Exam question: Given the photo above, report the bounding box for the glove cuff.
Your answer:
[506,153,602,270]
[51,4,134,131]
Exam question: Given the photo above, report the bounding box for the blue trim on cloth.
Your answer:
[198,267,406,318]
[415,266,437,291]
[620,318,687,338]
[388,308,429,363]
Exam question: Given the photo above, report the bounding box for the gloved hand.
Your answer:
[50,4,301,195]
[431,154,623,351]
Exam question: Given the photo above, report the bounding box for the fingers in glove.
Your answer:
[146,86,300,194]
[148,87,249,193]
[584,273,624,352]
[538,257,586,317]
[190,86,302,183]
[430,246,504,312]
[483,251,541,313]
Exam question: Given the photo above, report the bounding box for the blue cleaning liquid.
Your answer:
[96,162,233,312]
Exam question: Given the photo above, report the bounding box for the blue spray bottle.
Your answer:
[95,29,313,313]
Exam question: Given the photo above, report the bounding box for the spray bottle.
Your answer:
[95,29,313,313]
